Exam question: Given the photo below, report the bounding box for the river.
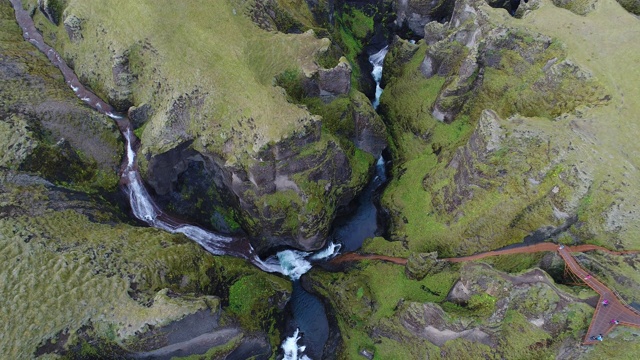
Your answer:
[281,45,390,359]
[8,1,389,358]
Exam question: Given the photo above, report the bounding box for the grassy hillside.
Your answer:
[25,0,330,159]
[380,0,640,256]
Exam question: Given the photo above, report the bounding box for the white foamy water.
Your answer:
[12,0,347,355]
[282,329,312,360]
[310,241,341,261]
[369,46,388,109]
[122,129,239,256]
[276,250,313,280]
[106,112,123,120]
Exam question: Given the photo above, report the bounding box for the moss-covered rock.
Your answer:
[2,2,293,356]
[394,0,455,38]
[405,251,447,280]
[552,0,598,15]
[615,0,640,15]
[307,256,603,359]
[378,0,640,258]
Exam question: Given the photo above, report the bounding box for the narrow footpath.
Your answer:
[330,243,640,344]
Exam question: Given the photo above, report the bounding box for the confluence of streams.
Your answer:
[16,0,640,354]
[8,1,349,358]
[8,0,344,281]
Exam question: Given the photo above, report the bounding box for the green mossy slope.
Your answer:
[1,1,121,192]
[0,173,291,358]
[380,0,640,256]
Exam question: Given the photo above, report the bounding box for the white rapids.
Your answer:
[369,46,388,109]
[11,1,355,354]
[281,329,312,360]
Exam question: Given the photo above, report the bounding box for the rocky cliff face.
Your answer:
[394,0,455,37]
[26,0,388,253]
[379,0,640,256]
[307,251,631,359]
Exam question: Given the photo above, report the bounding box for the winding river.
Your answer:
[9,1,392,358]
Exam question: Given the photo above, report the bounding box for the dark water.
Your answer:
[287,281,329,359]
[332,156,388,252]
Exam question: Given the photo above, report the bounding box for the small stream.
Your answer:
[9,1,390,358]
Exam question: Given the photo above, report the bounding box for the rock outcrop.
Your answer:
[31,0,381,253]
[552,0,597,15]
[318,59,352,96]
[303,58,353,99]
[405,251,447,280]
[307,253,601,359]
[1,3,291,357]
[1,3,121,189]
[38,0,64,25]
[394,0,455,37]
[616,0,640,15]
[380,0,619,256]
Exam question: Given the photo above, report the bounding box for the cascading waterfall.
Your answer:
[370,46,389,110]
[10,0,343,278]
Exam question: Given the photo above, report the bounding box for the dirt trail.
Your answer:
[329,243,640,345]
[330,243,640,266]
[329,252,408,265]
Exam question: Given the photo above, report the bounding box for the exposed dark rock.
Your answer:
[128,103,153,129]
[248,0,305,33]
[400,301,494,347]
[351,92,387,157]
[446,280,473,304]
[35,329,70,357]
[143,118,364,253]
[616,0,640,15]
[318,60,352,97]
[128,308,220,353]
[424,21,446,45]
[405,251,446,280]
[439,109,504,212]
[110,51,135,111]
[63,15,83,42]
[38,0,66,25]
[146,141,199,196]
[552,0,597,15]
[225,334,271,360]
[394,0,455,38]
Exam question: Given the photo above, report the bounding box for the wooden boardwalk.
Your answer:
[330,243,640,344]
[557,246,640,344]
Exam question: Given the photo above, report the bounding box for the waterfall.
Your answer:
[369,46,389,109]
[281,329,312,360]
